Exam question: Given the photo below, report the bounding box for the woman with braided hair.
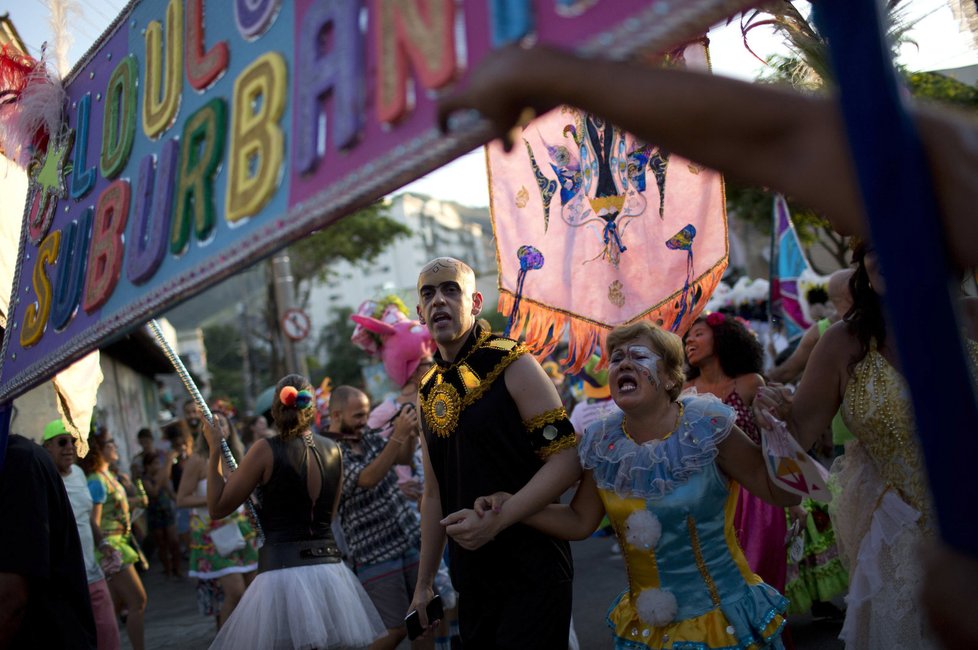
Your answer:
[204,374,384,649]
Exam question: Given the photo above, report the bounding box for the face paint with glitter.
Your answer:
[609,344,661,386]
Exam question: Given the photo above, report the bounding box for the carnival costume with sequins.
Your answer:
[579,394,787,650]
[828,339,978,648]
[420,324,578,649]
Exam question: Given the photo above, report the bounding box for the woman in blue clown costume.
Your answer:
[477,322,799,649]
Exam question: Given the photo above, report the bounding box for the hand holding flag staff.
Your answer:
[147,319,264,546]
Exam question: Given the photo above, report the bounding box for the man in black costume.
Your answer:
[409,257,580,649]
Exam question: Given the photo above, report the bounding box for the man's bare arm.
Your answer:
[442,355,581,549]
[410,433,446,630]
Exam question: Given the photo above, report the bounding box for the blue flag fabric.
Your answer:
[768,195,813,343]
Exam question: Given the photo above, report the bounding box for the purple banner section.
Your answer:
[0,0,754,403]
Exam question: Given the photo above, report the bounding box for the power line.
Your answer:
[76,0,114,24]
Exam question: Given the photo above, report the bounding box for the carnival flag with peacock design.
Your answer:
[488,41,728,372]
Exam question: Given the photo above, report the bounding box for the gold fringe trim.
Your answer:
[523,406,568,430]
[537,432,578,460]
[459,342,528,411]
[499,260,728,375]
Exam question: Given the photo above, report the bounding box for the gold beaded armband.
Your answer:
[524,407,576,460]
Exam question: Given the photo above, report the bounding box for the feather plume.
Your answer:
[0,45,65,167]
[42,0,77,78]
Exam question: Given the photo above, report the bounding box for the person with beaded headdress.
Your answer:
[408,257,581,649]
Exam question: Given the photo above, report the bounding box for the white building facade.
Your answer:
[306,193,497,333]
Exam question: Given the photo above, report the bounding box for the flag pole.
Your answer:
[146,320,264,545]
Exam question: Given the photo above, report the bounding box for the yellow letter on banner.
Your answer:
[226,52,286,223]
[143,0,183,139]
[374,0,456,123]
[20,230,61,348]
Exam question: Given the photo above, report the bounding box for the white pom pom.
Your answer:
[635,588,678,627]
[624,509,662,549]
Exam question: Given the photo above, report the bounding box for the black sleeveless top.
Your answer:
[420,326,573,592]
[257,434,341,545]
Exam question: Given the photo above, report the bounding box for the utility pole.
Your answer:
[271,252,308,377]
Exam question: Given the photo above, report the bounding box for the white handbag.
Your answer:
[210,520,246,557]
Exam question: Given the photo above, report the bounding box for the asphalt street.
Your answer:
[121,534,844,649]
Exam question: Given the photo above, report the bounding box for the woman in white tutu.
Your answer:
[202,374,385,649]
[755,241,978,648]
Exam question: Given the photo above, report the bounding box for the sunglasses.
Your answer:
[55,437,77,448]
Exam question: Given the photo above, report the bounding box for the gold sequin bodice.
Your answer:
[841,339,978,520]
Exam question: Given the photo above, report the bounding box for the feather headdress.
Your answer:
[0,44,66,167]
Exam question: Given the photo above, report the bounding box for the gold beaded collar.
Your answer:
[420,328,526,437]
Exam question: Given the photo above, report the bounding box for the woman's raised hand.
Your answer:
[201,415,227,454]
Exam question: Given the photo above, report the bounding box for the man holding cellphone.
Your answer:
[410,258,580,649]
[327,386,425,650]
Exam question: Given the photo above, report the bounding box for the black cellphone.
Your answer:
[405,595,444,641]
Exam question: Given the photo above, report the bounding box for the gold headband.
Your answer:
[417,257,476,294]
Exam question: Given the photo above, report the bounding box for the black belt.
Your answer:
[258,539,342,573]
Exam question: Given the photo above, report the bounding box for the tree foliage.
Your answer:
[261,201,411,378]
[290,202,411,293]
[905,70,978,110]
[315,307,370,388]
[730,1,971,273]
[203,322,272,412]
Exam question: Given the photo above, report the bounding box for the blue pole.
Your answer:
[815,0,978,554]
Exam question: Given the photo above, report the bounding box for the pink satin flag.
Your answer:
[488,42,728,371]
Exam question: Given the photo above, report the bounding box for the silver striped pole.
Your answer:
[147,319,264,545]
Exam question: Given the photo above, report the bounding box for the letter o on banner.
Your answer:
[235,0,282,40]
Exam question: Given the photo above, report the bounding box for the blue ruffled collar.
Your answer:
[579,394,736,499]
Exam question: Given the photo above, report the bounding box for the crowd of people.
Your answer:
[1,241,973,650]
[4,26,978,650]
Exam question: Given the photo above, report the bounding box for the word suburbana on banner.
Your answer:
[0,0,754,402]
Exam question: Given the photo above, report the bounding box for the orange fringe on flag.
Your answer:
[499,258,727,375]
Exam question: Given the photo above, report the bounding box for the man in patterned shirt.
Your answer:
[327,385,423,650]
[409,257,581,649]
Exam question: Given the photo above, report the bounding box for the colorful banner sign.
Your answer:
[0,0,754,402]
